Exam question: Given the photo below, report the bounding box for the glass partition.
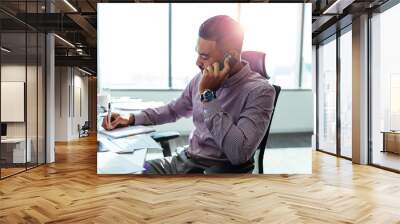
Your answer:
[339,29,352,158]
[1,31,28,177]
[371,3,400,171]
[0,1,46,179]
[317,37,337,155]
[38,32,45,165]
[27,30,38,169]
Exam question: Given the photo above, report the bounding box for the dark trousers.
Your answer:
[143,150,208,175]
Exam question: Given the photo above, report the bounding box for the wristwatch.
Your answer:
[200,89,216,102]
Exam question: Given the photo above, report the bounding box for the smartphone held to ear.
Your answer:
[219,53,237,71]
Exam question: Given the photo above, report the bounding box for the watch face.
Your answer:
[204,90,213,98]
[205,90,215,102]
[201,90,215,102]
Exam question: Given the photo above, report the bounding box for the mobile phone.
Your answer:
[219,53,237,71]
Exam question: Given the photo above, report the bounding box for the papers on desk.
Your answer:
[98,134,161,153]
[99,125,155,139]
[111,134,162,153]
[97,152,145,174]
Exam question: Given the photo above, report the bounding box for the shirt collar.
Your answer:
[221,60,251,88]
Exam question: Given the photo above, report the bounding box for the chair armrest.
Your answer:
[150,131,180,142]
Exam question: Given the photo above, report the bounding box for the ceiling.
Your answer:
[311,0,391,44]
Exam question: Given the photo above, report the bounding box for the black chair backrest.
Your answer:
[257,85,281,174]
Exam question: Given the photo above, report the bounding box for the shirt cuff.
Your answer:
[203,99,222,119]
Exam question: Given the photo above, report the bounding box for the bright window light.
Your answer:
[240,3,304,89]
[98,3,169,89]
[98,3,310,90]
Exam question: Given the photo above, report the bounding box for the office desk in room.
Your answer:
[1,138,32,165]
[97,133,161,174]
[382,131,400,154]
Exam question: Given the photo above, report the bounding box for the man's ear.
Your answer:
[227,50,240,61]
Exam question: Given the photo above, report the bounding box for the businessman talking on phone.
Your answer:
[103,15,275,174]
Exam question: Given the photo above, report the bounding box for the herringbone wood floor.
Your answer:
[1,135,400,223]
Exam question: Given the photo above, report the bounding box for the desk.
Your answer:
[1,138,31,164]
[96,99,164,174]
[97,133,161,174]
[382,131,400,154]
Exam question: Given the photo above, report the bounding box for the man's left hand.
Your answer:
[199,57,231,93]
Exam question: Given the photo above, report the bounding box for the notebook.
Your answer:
[111,134,162,153]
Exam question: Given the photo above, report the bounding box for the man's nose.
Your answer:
[196,59,204,70]
[196,57,202,67]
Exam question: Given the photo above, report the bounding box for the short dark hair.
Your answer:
[198,15,244,52]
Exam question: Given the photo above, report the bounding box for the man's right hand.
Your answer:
[102,112,135,130]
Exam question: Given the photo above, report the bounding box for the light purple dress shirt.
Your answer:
[134,61,276,166]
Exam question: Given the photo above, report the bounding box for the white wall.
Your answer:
[55,67,89,141]
[1,65,26,138]
[1,64,46,163]
[55,67,68,141]
[1,65,42,137]
[110,89,313,135]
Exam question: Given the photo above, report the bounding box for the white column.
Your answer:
[352,14,369,164]
[46,33,55,163]
[46,1,55,163]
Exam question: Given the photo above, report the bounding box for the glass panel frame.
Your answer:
[317,36,337,155]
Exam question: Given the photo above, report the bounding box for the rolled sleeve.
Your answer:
[130,74,199,126]
[132,111,147,125]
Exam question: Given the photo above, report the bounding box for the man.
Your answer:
[103,15,275,174]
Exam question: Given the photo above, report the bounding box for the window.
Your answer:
[318,37,337,155]
[340,29,352,158]
[301,4,312,89]
[98,4,169,89]
[240,3,304,89]
[98,3,310,90]
[371,3,400,171]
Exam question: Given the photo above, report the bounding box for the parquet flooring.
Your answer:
[1,135,400,223]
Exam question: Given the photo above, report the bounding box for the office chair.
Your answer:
[151,51,281,174]
[150,131,180,157]
[78,121,90,138]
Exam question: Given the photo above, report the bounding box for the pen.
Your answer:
[108,102,112,129]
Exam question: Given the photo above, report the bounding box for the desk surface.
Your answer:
[1,138,29,143]
[97,133,161,174]
[381,131,400,134]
